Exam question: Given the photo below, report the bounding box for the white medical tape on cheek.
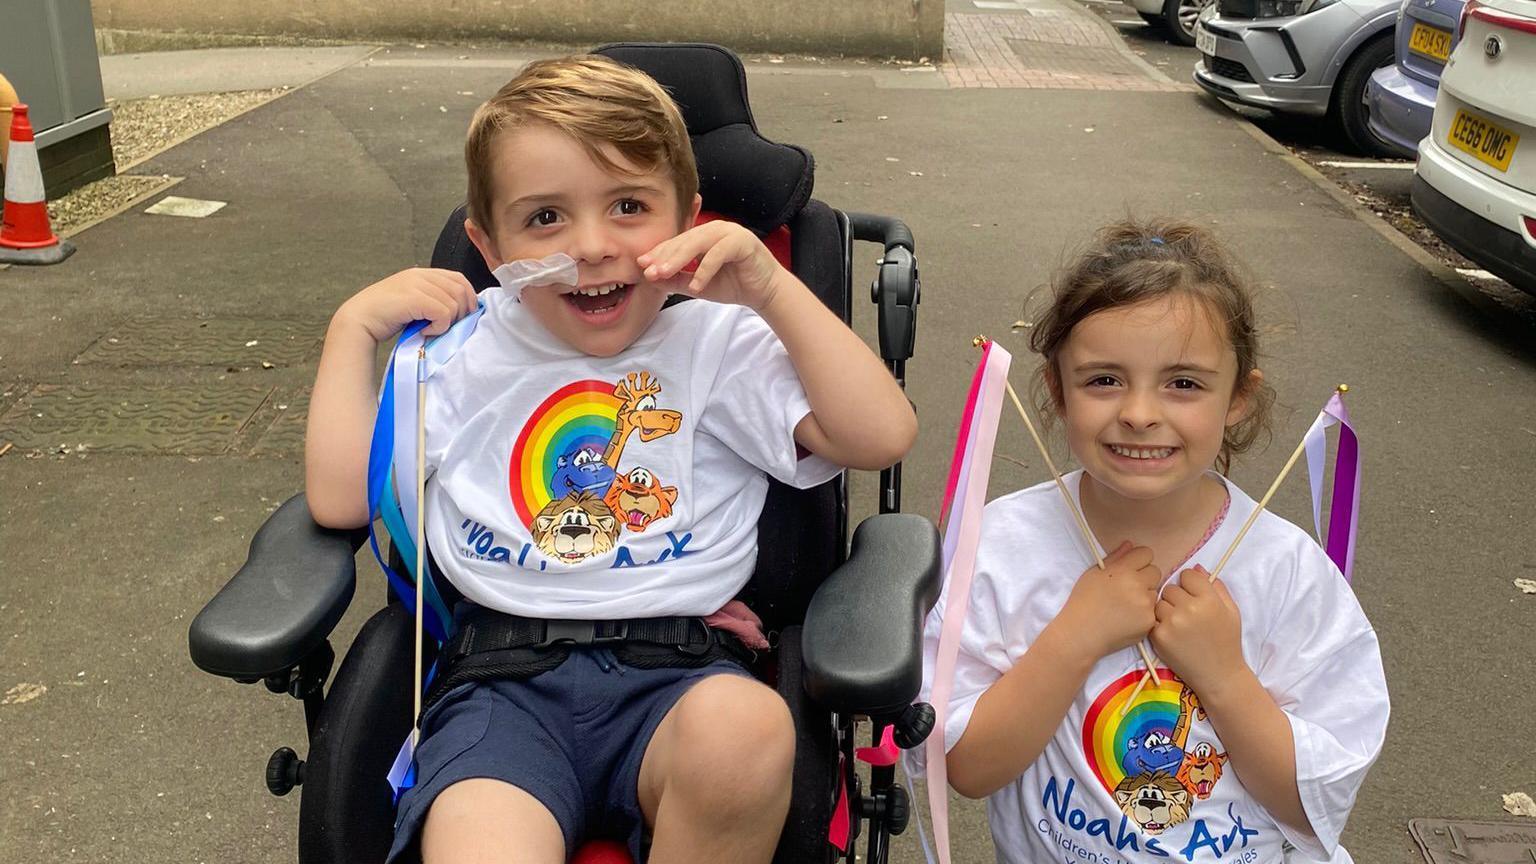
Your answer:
[490,252,579,300]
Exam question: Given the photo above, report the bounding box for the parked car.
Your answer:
[1193,0,1400,155]
[1412,0,1536,294]
[1128,0,1215,45]
[1365,0,1467,157]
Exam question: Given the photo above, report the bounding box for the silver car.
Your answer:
[1193,0,1400,154]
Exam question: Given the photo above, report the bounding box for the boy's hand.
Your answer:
[637,221,788,312]
[1149,567,1246,695]
[335,267,479,343]
[1050,542,1163,662]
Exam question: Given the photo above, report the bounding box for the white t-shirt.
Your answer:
[421,286,840,619]
[914,471,1388,864]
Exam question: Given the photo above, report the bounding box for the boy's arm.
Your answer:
[640,222,915,470]
[305,268,478,529]
[754,274,916,470]
[304,314,386,529]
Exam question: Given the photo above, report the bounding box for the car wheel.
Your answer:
[1162,0,1212,46]
[1330,34,1397,157]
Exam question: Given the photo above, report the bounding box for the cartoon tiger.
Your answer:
[603,467,678,533]
[1176,741,1228,801]
[1113,771,1192,835]
[531,492,620,564]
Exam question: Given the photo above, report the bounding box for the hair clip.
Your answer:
[1148,237,1166,246]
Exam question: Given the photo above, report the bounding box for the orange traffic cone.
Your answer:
[0,104,75,265]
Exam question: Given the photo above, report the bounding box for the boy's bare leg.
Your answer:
[421,778,564,864]
[639,674,796,863]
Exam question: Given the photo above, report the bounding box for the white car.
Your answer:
[1411,0,1536,294]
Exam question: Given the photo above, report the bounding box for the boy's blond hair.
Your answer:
[465,55,699,232]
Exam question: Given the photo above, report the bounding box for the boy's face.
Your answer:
[467,123,701,358]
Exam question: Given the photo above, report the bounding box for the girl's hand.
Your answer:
[335,267,478,343]
[638,221,789,312]
[1052,541,1163,662]
[1149,567,1247,695]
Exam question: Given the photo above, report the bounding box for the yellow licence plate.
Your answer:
[1448,109,1521,173]
[1408,22,1452,61]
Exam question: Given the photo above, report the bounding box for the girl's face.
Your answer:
[466,123,701,358]
[1055,295,1257,504]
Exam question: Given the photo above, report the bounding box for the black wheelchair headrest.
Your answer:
[595,43,814,236]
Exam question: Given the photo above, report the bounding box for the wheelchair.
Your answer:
[189,42,940,864]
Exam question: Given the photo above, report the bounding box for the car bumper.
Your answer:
[1128,0,1165,15]
[1413,139,1536,294]
[1365,65,1435,158]
[1192,5,1358,116]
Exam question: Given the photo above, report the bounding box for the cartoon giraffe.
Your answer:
[1172,682,1228,801]
[604,372,682,469]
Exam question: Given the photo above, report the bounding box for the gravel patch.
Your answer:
[41,88,287,238]
[110,88,288,170]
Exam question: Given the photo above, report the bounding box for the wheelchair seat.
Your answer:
[189,42,939,864]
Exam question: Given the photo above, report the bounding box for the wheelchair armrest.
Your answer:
[188,494,367,680]
[801,513,941,717]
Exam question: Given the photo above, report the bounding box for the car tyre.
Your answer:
[1161,0,1210,46]
[1139,11,1163,23]
[1330,34,1397,157]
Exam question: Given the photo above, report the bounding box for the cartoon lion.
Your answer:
[1113,771,1191,835]
[603,467,677,533]
[531,492,620,564]
[1176,741,1227,801]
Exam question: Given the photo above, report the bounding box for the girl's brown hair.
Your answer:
[1026,218,1275,473]
[464,55,699,233]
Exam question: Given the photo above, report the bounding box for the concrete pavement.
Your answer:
[2,10,1535,864]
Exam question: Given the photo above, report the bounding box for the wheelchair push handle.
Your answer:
[847,212,914,254]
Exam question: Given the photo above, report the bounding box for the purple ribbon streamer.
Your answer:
[1303,392,1361,582]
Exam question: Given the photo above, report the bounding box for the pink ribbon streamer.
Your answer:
[1302,392,1361,581]
[925,342,1011,864]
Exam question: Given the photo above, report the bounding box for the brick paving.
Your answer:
[943,8,1191,90]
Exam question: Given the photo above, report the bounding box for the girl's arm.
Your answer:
[947,620,1100,798]
[1189,668,1310,833]
[1151,569,1313,837]
[949,543,1163,798]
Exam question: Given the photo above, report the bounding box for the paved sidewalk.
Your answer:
[943,0,1187,89]
[2,12,1535,864]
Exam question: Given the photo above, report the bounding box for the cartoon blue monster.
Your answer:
[551,446,616,498]
[1121,730,1185,777]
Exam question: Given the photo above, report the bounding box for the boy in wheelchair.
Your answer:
[304,54,917,864]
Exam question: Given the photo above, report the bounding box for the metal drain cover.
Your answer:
[0,384,273,455]
[1410,819,1536,863]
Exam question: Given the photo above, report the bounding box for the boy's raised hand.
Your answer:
[1149,567,1245,695]
[335,267,479,343]
[1051,541,1163,662]
[638,221,788,311]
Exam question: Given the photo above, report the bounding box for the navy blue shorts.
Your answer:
[386,647,750,863]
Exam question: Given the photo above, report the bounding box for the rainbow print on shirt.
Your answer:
[508,379,624,529]
[1082,669,1229,836]
[505,373,683,566]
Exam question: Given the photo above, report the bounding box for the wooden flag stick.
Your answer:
[978,336,1162,685]
[412,347,427,752]
[1121,385,1351,708]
